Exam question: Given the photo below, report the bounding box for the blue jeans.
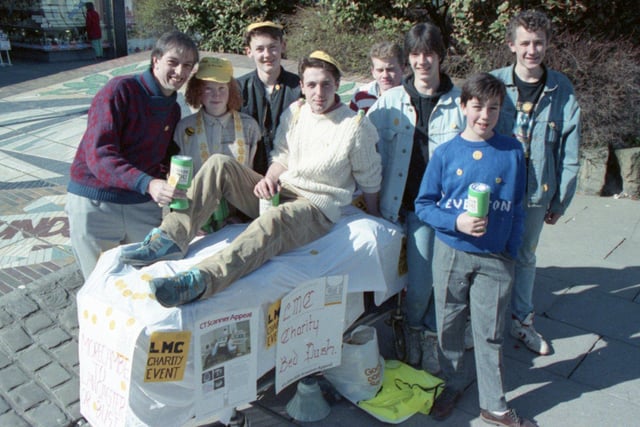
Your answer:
[433,239,514,412]
[511,205,547,321]
[404,210,437,332]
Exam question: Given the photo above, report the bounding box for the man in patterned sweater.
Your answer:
[66,31,198,278]
[121,50,382,308]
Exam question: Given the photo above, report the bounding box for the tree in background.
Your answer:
[132,0,639,149]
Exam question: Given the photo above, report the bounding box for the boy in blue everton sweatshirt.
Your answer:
[415,73,535,427]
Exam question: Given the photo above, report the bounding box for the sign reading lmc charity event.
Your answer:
[275,275,348,393]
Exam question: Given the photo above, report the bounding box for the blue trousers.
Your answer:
[403,210,437,332]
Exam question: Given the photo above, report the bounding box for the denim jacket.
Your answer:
[368,85,464,222]
[491,66,581,214]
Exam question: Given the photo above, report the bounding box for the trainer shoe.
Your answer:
[510,312,551,355]
[120,228,183,267]
[421,329,440,375]
[405,326,423,367]
[430,386,462,420]
[150,268,206,307]
[480,408,538,426]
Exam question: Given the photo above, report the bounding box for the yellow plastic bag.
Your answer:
[357,359,444,424]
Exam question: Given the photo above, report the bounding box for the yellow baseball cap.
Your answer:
[196,57,233,83]
[246,21,283,33]
[309,50,342,74]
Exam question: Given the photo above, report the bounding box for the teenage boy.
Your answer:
[491,10,581,355]
[416,72,536,427]
[367,22,465,375]
[349,41,404,113]
[238,21,301,175]
[66,31,198,279]
[120,51,382,308]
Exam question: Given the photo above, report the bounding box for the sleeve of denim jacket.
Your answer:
[550,84,581,215]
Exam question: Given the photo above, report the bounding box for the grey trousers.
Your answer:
[432,238,514,412]
[66,193,163,278]
[161,154,334,297]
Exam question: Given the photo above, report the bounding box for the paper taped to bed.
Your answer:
[77,209,406,427]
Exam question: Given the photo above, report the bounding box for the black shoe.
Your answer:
[431,387,462,420]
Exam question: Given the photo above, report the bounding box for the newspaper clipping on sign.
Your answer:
[193,307,260,418]
[275,275,348,393]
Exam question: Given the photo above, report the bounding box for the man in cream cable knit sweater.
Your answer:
[121,50,383,307]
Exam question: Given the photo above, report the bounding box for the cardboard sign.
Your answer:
[275,276,348,393]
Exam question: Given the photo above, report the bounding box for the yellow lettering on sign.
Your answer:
[266,299,281,349]
[144,331,191,383]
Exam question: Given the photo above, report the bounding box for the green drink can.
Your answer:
[467,182,490,218]
[259,192,280,215]
[168,155,193,210]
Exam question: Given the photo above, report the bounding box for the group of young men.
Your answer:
[67,10,580,427]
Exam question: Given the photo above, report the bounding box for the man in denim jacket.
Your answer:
[368,22,465,375]
[491,10,581,356]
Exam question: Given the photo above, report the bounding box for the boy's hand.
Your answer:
[456,212,488,237]
[544,211,562,225]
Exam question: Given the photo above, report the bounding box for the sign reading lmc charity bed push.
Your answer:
[275,275,348,393]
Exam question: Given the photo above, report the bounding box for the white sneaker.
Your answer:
[421,330,441,375]
[510,313,551,355]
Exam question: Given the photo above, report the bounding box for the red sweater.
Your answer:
[86,10,101,40]
[68,69,181,204]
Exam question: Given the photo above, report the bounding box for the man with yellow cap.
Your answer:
[121,51,382,308]
[237,21,301,175]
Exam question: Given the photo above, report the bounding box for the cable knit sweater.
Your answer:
[271,102,382,222]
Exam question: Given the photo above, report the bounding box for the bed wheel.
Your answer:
[386,293,407,362]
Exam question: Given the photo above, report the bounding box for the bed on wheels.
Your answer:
[76,206,407,427]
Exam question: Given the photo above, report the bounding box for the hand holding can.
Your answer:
[467,183,490,218]
[168,155,193,210]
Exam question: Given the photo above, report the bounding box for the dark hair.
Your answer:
[298,55,341,85]
[461,72,506,106]
[85,2,94,11]
[369,41,403,65]
[185,77,243,111]
[506,10,552,43]
[243,26,284,46]
[404,22,446,64]
[150,30,199,67]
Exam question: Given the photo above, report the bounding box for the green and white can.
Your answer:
[259,192,280,215]
[169,155,193,210]
[467,182,491,218]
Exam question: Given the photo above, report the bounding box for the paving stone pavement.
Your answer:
[0,264,83,426]
[0,51,639,427]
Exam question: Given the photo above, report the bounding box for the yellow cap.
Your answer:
[196,57,233,83]
[309,50,342,74]
[246,21,283,33]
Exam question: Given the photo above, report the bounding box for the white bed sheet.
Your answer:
[77,207,406,426]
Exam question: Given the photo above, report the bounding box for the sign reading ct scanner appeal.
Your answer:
[144,331,191,382]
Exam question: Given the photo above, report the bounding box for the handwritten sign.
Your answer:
[145,331,191,382]
[78,298,143,427]
[275,276,348,393]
